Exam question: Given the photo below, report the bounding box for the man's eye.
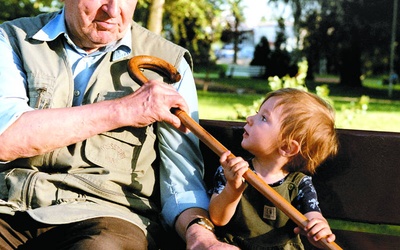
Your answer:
[261,116,267,122]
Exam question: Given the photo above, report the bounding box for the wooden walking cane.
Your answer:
[128,55,342,250]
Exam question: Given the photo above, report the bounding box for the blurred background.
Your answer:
[2,0,400,132]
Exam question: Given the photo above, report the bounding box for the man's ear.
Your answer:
[279,140,300,157]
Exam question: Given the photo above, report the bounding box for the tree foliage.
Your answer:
[220,0,246,64]
[1,0,41,23]
[270,0,399,87]
[0,0,64,23]
[135,0,224,65]
[163,0,224,64]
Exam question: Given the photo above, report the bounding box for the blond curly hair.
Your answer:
[262,88,338,174]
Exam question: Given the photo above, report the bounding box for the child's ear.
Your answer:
[279,140,300,157]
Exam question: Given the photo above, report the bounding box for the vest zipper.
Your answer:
[68,174,133,199]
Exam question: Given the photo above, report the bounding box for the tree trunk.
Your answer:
[340,37,362,87]
[147,0,165,34]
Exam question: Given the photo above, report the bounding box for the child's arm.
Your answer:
[294,211,336,249]
[209,151,249,226]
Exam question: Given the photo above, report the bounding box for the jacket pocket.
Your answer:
[5,168,57,210]
[27,73,56,109]
[84,127,148,172]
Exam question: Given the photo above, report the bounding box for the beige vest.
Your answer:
[0,12,192,233]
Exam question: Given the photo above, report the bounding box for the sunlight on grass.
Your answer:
[328,219,400,236]
[198,91,260,121]
[198,91,400,133]
[335,111,400,132]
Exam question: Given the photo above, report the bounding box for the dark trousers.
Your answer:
[0,212,152,250]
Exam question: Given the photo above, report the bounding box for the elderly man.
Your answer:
[0,0,237,249]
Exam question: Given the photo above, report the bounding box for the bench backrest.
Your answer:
[226,65,266,78]
[199,119,400,249]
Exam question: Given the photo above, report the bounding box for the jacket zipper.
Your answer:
[69,174,136,200]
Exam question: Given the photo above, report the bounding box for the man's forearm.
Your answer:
[0,81,188,162]
[0,100,122,162]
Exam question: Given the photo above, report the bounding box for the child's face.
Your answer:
[241,97,283,157]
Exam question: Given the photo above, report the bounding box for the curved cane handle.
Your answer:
[128,55,181,84]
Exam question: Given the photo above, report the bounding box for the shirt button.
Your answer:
[74,90,80,97]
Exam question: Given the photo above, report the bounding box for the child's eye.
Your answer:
[261,115,267,122]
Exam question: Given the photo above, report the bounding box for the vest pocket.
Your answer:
[84,127,146,172]
[27,73,56,109]
[5,168,58,210]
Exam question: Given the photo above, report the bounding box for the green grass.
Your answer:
[195,74,400,133]
[328,219,400,236]
[197,91,257,120]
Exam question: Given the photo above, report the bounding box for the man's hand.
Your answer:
[116,80,189,131]
[174,208,237,250]
[185,224,239,250]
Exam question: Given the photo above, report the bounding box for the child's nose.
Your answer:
[246,114,254,125]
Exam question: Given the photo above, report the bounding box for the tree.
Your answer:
[163,0,224,65]
[230,0,245,64]
[269,17,298,77]
[0,0,43,23]
[134,0,225,65]
[276,0,399,88]
[147,0,165,34]
[268,0,311,48]
[219,0,246,64]
[250,36,271,67]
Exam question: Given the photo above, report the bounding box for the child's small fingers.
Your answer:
[293,226,306,236]
[305,217,320,230]
[310,227,332,241]
[220,151,231,161]
[232,160,248,171]
[326,233,336,243]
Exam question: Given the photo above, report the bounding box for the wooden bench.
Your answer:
[198,119,400,250]
[226,64,265,78]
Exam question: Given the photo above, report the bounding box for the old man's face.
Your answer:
[64,0,137,52]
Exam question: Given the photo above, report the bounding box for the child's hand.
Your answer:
[294,212,336,249]
[219,151,249,191]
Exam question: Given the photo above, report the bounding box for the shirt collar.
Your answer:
[32,8,132,60]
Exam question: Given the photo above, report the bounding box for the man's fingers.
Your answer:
[127,81,190,129]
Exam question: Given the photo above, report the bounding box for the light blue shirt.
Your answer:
[0,9,209,229]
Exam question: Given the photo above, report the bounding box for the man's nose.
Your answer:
[102,0,120,18]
